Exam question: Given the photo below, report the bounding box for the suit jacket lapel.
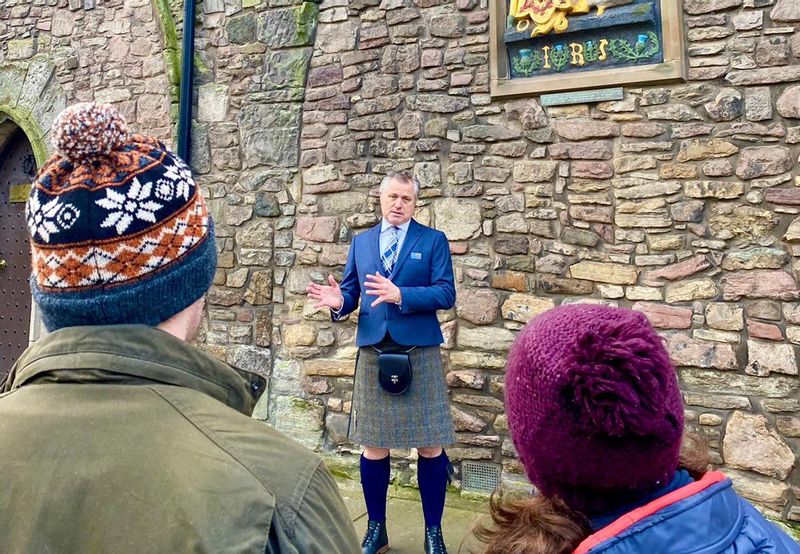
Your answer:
[368,222,382,274]
[391,219,423,278]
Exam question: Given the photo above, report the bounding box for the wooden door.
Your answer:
[0,130,36,374]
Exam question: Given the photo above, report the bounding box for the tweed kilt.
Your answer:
[349,345,456,449]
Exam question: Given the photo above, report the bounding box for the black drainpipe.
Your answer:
[177,0,196,163]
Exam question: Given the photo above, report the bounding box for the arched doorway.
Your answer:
[0,128,36,373]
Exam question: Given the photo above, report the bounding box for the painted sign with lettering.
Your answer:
[489,0,684,97]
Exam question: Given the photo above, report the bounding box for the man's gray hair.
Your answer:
[379,171,420,196]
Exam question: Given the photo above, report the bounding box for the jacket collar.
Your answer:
[1,325,266,416]
[574,472,732,554]
[588,470,694,531]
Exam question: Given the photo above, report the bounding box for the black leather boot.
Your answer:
[361,519,389,554]
[424,525,447,554]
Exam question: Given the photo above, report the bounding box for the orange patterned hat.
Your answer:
[27,102,216,331]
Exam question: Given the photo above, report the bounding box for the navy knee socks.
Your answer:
[417,451,451,528]
[361,454,390,522]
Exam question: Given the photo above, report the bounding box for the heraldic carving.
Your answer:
[508,0,634,37]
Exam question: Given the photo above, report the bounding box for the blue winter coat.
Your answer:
[576,472,800,554]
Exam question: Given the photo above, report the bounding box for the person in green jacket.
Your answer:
[0,102,360,554]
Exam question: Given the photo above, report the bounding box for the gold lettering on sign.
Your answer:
[542,45,552,68]
[569,42,585,66]
[598,38,609,61]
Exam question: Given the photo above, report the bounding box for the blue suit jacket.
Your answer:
[335,219,455,347]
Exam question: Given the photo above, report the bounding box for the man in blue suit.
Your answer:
[307,171,456,554]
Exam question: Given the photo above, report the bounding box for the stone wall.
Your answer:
[0,0,173,143]
[187,0,321,443]
[289,0,800,521]
[1,0,799,524]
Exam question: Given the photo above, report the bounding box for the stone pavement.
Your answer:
[337,478,490,554]
[337,478,800,551]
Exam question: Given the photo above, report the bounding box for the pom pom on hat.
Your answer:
[51,102,129,160]
[564,314,676,438]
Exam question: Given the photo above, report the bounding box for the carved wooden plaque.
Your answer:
[490,0,685,97]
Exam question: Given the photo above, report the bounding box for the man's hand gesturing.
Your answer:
[364,273,401,308]
[306,275,344,311]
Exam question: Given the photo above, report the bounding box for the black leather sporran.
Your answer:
[373,347,414,395]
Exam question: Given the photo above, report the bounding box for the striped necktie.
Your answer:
[382,226,399,275]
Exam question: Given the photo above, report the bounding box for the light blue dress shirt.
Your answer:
[379,218,410,272]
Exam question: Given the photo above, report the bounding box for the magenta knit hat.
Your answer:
[505,304,684,515]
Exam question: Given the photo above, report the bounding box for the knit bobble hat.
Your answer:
[505,304,684,516]
[27,102,216,331]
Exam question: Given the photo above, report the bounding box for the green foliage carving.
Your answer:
[511,49,542,77]
[550,46,570,71]
[584,41,600,62]
[608,31,660,62]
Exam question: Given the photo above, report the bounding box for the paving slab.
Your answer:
[337,479,489,554]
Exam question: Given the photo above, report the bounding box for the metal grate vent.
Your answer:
[461,461,502,493]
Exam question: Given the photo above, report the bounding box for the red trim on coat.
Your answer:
[573,471,728,554]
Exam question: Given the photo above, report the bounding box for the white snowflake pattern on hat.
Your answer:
[96,177,164,235]
[27,191,81,243]
[161,160,193,201]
